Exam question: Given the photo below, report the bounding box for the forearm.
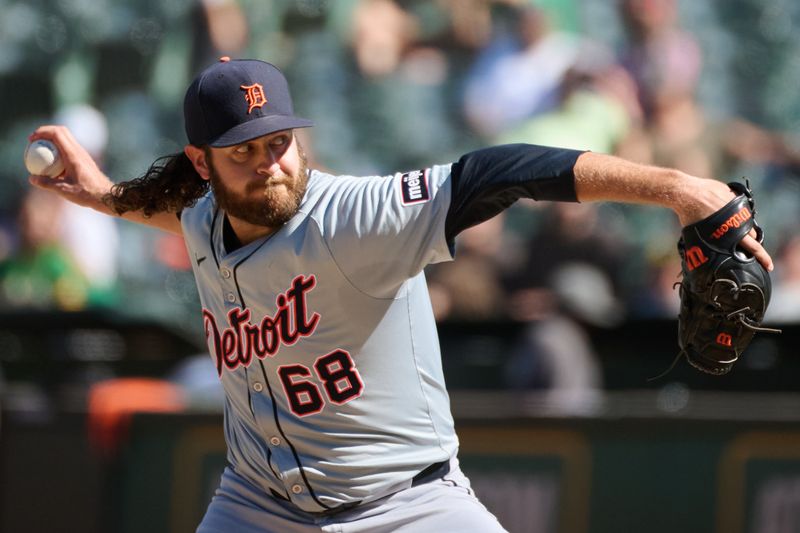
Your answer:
[115,209,183,235]
[573,151,688,206]
[573,151,728,226]
[30,173,183,235]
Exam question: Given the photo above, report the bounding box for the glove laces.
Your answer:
[725,307,782,334]
[650,281,781,381]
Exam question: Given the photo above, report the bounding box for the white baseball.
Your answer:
[24,139,65,177]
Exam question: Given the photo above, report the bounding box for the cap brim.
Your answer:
[208,115,314,147]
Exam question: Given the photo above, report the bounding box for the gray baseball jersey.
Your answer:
[182,165,458,513]
[181,144,583,531]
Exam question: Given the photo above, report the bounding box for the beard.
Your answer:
[207,142,308,228]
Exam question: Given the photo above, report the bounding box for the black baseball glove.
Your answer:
[676,180,779,375]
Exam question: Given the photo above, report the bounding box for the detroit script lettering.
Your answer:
[203,274,320,375]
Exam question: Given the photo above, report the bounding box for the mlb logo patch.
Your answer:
[398,169,430,205]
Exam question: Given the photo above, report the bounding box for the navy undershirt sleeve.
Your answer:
[444,144,584,242]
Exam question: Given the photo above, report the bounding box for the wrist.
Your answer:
[86,179,116,215]
[672,175,734,227]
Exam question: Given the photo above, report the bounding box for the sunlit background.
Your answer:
[1,1,800,532]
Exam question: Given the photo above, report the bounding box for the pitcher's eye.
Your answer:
[270,134,290,147]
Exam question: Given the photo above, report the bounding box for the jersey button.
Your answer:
[291,484,303,494]
[253,382,264,392]
[226,292,236,303]
[221,268,231,279]
[269,436,281,446]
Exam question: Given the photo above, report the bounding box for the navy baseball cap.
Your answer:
[184,57,313,147]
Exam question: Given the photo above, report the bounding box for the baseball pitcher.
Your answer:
[28,58,774,532]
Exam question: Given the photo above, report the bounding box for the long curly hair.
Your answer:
[103,151,209,217]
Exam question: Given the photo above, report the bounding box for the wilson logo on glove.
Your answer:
[685,246,709,271]
[715,333,733,347]
[711,206,752,239]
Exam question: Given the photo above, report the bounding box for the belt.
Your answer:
[270,459,451,518]
[411,459,450,487]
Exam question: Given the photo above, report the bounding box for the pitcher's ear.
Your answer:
[184,145,211,181]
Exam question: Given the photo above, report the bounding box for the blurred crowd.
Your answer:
[0,0,799,400]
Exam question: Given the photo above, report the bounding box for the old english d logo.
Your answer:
[241,83,267,114]
[685,246,709,271]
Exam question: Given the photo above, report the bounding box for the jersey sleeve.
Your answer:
[445,143,583,240]
[311,166,454,298]
[312,144,582,298]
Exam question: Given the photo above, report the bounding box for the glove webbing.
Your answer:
[649,279,781,381]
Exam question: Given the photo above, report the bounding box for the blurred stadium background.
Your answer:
[1,0,800,532]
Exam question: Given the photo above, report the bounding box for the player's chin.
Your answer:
[261,204,298,227]
[261,183,296,207]
[262,193,302,224]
